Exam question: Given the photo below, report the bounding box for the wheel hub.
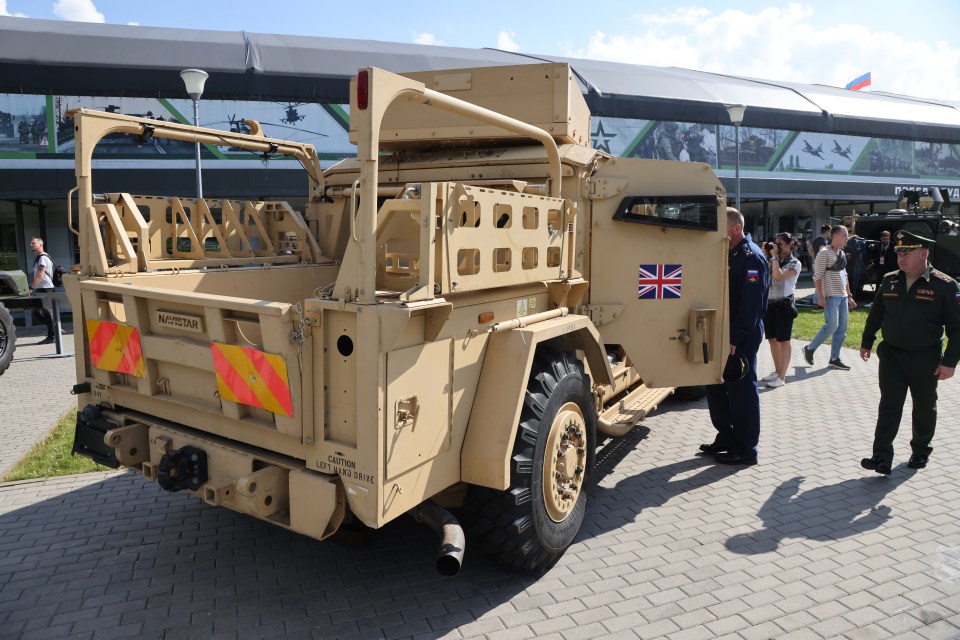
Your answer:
[542,402,587,523]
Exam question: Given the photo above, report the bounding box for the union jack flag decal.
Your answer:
[638,264,682,299]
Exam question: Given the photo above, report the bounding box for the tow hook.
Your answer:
[156,446,208,492]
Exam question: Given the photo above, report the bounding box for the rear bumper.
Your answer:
[74,405,346,541]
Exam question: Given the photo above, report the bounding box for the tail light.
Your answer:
[357,69,368,110]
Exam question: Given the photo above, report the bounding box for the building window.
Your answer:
[0,224,17,271]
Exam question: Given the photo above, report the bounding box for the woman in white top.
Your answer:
[762,233,802,387]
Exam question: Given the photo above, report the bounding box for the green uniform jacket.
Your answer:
[861,264,960,367]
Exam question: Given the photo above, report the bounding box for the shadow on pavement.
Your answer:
[0,472,538,640]
[724,471,911,555]
[582,425,742,540]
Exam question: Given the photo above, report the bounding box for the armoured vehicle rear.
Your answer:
[67,63,730,572]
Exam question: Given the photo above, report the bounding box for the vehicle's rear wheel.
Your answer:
[468,349,596,571]
[0,304,15,376]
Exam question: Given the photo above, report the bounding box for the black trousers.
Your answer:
[32,287,55,338]
[706,333,762,457]
[872,341,941,462]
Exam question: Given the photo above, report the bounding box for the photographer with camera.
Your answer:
[761,233,802,387]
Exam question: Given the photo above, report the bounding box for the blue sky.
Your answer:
[5,0,960,100]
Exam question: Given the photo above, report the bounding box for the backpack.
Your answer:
[34,252,65,287]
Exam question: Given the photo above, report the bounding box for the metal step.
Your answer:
[599,384,673,428]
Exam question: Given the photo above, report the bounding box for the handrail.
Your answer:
[71,108,325,275]
[349,178,360,243]
[396,86,563,199]
[66,186,79,237]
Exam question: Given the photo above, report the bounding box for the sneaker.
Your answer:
[762,372,780,382]
[802,345,814,365]
[828,358,851,371]
[766,378,785,388]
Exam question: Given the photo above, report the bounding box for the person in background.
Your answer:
[28,236,56,344]
[859,231,960,474]
[797,233,811,270]
[845,228,868,299]
[811,224,831,257]
[700,208,769,465]
[810,223,832,304]
[803,225,857,371]
[872,229,897,285]
[761,232,802,387]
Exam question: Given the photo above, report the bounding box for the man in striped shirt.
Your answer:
[803,225,857,370]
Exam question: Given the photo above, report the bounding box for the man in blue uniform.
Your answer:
[859,230,960,474]
[700,208,770,465]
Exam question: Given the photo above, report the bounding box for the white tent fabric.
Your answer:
[2,16,959,141]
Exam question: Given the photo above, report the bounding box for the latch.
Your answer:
[584,304,624,326]
[395,395,419,430]
[686,309,716,363]
[588,178,629,200]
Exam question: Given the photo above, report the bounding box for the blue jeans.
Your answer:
[809,295,848,360]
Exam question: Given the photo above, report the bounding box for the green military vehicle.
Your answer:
[849,188,960,290]
[0,270,29,375]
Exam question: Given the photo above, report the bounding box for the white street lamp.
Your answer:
[180,68,208,200]
[725,104,747,211]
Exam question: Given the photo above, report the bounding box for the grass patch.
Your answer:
[3,412,110,482]
[791,306,871,350]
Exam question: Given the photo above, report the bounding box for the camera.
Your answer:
[764,242,775,252]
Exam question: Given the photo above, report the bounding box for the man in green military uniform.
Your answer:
[859,230,960,475]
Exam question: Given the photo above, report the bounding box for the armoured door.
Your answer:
[587,157,729,388]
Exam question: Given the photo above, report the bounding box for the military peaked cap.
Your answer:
[894,230,935,252]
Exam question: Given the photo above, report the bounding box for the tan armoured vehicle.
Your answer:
[68,63,729,574]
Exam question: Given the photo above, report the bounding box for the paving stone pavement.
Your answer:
[0,323,77,478]
[3,323,960,639]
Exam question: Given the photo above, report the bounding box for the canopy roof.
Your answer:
[2,16,960,142]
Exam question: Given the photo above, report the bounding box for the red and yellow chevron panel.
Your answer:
[86,320,146,378]
[210,342,294,418]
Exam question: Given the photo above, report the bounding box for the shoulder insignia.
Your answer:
[932,269,955,283]
[883,270,900,278]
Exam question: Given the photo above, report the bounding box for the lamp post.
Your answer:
[180,68,208,200]
[725,104,746,211]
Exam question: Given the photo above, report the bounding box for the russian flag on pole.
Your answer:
[845,72,872,91]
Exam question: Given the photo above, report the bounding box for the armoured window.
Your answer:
[612,195,718,232]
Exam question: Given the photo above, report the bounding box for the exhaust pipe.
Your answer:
[412,501,465,576]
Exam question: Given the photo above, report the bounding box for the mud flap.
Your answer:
[72,405,120,468]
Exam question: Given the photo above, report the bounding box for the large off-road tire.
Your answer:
[0,304,15,376]
[468,349,596,572]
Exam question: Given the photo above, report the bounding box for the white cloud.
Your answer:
[0,0,28,17]
[127,21,139,26]
[52,0,105,23]
[497,29,519,52]
[562,4,960,101]
[413,32,446,46]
